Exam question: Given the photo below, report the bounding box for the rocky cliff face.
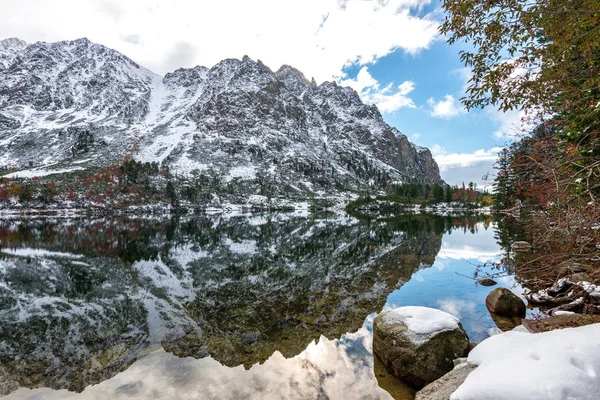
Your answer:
[0,37,441,197]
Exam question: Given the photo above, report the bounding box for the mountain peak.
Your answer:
[275,65,311,93]
[71,37,91,44]
[163,65,209,86]
[0,37,28,70]
[275,65,309,81]
[0,37,27,49]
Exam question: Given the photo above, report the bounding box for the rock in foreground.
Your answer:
[416,363,477,400]
[486,288,526,318]
[373,306,470,388]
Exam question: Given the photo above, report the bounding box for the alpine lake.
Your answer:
[0,212,531,399]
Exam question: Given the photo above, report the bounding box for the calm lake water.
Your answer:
[0,213,523,399]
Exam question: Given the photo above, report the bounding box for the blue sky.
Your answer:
[338,38,521,189]
[1,0,526,188]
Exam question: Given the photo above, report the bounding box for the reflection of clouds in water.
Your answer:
[496,276,523,293]
[437,298,476,319]
[434,258,449,271]
[437,299,505,342]
[7,329,392,400]
[440,222,501,262]
[436,244,501,263]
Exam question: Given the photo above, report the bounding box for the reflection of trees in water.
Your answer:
[366,213,494,237]
[0,217,171,263]
[0,213,490,394]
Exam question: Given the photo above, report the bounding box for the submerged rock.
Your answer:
[488,311,523,332]
[373,306,470,388]
[476,278,497,287]
[373,353,416,400]
[486,288,526,318]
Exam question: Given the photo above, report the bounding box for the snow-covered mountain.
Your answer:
[0,37,441,196]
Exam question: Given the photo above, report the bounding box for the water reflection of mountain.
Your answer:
[0,213,486,395]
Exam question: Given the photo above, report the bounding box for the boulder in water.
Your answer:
[373,306,470,388]
[486,288,526,318]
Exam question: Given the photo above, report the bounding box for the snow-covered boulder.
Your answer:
[373,306,470,388]
[451,323,600,400]
[486,287,526,318]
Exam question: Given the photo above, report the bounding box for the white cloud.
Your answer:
[488,108,534,140]
[430,144,446,156]
[0,0,441,82]
[449,66,473,97]
[120,34,142,45]
[409,133,421,141]
[434,147,504,189]
[427,94,466,118]
[339,66,379,93]
[451,67,472,85]
[339,66,416,113]
[435,147,503,170]
[364,81,416,113]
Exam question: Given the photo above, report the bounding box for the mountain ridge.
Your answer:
[0,37,441,202]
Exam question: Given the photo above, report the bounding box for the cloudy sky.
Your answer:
[1,0,526,187]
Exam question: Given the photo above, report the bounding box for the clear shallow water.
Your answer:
[0,213,517,399]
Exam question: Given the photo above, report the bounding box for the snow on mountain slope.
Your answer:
[0,38,158,167]
[0,37,441,197]
[0,38,27,70]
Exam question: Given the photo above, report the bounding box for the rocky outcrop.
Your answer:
[373,307,470,388]
[415,363,477,400]
[486,288,526,318]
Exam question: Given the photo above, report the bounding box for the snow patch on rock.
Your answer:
[384,306,460,336]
